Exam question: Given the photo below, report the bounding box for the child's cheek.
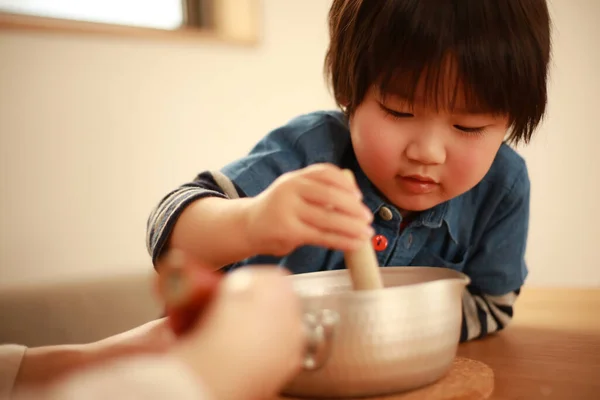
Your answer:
[353,122,393,164]
[365,135,399,173]
[448,148,494,191]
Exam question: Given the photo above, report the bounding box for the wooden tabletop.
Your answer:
[457,287,600,400]
[280,287,600,400]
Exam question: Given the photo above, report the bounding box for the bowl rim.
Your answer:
[286,266,471,301]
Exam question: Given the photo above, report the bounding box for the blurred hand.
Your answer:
[156,251,305,400]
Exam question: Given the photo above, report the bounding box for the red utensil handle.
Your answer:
[155,250,223,337]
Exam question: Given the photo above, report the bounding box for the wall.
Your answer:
[515,0,600,286]
[0,0,598,287]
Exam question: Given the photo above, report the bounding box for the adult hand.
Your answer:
[157,251,305,400]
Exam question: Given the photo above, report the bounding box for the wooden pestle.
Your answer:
[342,169,384,291]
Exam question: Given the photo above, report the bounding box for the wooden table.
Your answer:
[280,288,600,400]
[457,287,600,400]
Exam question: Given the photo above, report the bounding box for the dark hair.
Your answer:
[324,0,552,145]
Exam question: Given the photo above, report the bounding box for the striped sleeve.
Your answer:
[145,171,244,265]
[460,287,520,342]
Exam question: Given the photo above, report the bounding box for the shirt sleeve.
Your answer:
[460,167,530,341]
[13,355,214,400]
[145,171,243,265]
[0,344,26,399]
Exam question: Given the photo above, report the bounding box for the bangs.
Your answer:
[325,0,551,144]
[377,56,498,116]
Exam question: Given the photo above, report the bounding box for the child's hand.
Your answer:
[243,163,374,256]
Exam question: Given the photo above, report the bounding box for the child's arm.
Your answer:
[146,112,364,268]
[460,168,530,342]
[163,195,258,270]
[146,170,247,268]
[147,165,373,270]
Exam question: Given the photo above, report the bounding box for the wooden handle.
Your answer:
[342,170,384,291]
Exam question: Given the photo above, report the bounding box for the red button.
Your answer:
[372,234,388,251]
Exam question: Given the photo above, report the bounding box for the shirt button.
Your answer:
[378,206,393,221]
[372,234,388,251]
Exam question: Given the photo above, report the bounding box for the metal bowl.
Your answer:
[282,266,470,399]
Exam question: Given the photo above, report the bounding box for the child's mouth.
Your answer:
[397,175,439,194]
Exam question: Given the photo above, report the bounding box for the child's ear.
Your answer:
[334,97,350,112]
[338,96,350,108]
[336,98,352,116]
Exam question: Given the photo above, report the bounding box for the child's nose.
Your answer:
[404,132,446,165]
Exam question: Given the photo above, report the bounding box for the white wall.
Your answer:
[516,0,600,286]
[0,0,598,287]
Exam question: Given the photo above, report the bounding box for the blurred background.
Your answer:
[0,0,598,290]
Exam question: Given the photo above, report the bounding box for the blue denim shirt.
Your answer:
[220,111,529,296]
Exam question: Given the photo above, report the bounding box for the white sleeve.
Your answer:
[0,344,27,399]
[12,354,214,400]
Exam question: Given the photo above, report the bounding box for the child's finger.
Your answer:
[298,203,375,240]
[300,164,362,196]
[299,223,367,252]
[299,180,373,221]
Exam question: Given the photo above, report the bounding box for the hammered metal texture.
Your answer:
[282,267,470,399]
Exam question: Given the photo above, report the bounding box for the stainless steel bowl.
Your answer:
[283,266,470,399]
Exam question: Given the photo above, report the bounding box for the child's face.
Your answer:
[349,86,509,212]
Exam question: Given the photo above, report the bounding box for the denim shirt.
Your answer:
[219,111,530,297]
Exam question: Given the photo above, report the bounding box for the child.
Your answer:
[146,0,551,342]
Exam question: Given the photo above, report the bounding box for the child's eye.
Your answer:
[389,110,414,118]
[379,103,413,119]
[455,125,486,135]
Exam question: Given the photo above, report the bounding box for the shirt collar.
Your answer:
[440,196,461,243]
[421,198,461,244]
